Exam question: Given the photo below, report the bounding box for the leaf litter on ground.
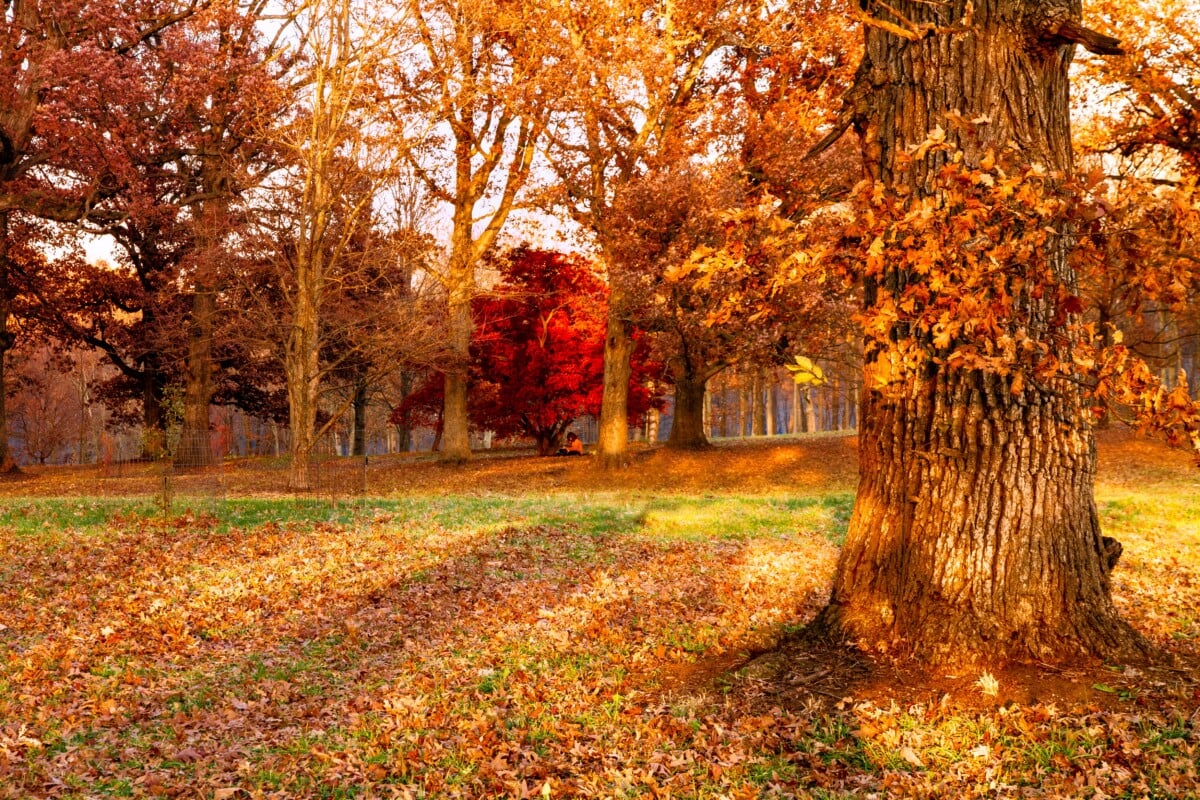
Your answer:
[0,430,1196,798]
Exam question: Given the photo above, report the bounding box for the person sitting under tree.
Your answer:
[556,432,584,456]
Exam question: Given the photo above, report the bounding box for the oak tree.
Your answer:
[0,0,205,470]
[813,0,1149,665]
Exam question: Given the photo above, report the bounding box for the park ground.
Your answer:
[0,430,1198,798]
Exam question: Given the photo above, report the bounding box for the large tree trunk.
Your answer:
[818,0,1146,666]
[179,183,228,467]
[667,371,709,448]
[597,308,634,468]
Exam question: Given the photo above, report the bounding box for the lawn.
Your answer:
[0,431,1197,799]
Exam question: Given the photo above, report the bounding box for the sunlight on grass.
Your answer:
[633,494,852,544]
[0,437,1198,798]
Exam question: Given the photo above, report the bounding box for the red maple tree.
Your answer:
[394,248,664,455]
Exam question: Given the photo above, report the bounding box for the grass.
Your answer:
[0,491,847,543]
[0,433,1197,798]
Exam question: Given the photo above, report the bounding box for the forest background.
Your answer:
[3,0,1196,483]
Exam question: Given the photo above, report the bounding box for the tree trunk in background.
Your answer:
[825,381,835,431]
[0,211,15,472]
[667,373,708,448]
[751,370,765,435]
[703,388,712,438]
[817,0,1146,665]
[394,369,414,452]
[179,287,215,466]
[597,310,634,468]
[140,355,166,458]
[285,256,321,490]
[789,382,799,434]
[351,377,368,457]
[765,377,776,436]
[737,375,748,436]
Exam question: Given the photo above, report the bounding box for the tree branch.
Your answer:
[1049,19,1124,56]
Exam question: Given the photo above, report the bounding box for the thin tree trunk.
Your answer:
[751,370,765,435]
[703,387,712,438]
[816,0,1146,666]
[765,375,776,436]
[737,372,748,436]
[351,377,368,457]
[0,211,17,473]
[394,369,414,452]
[790,381,799,434]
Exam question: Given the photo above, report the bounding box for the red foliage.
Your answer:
[393,248,664,453]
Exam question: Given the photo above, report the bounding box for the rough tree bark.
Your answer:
[139,352,166,458]
[751,370,765,435]
[815,0,1147,665]
[440,228,473,462]
[596,314,634,467]
[667,371,709,448]
[285,243,322,490]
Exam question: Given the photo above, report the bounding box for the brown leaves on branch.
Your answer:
[823,140,1200,459]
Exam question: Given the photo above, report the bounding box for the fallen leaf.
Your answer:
[900,746,925,768]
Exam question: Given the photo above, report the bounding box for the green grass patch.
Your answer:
[0,499,157,535]
[633,493,852,544]
[0,492,856,548]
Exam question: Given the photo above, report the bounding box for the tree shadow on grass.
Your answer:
[0,501,840,796]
